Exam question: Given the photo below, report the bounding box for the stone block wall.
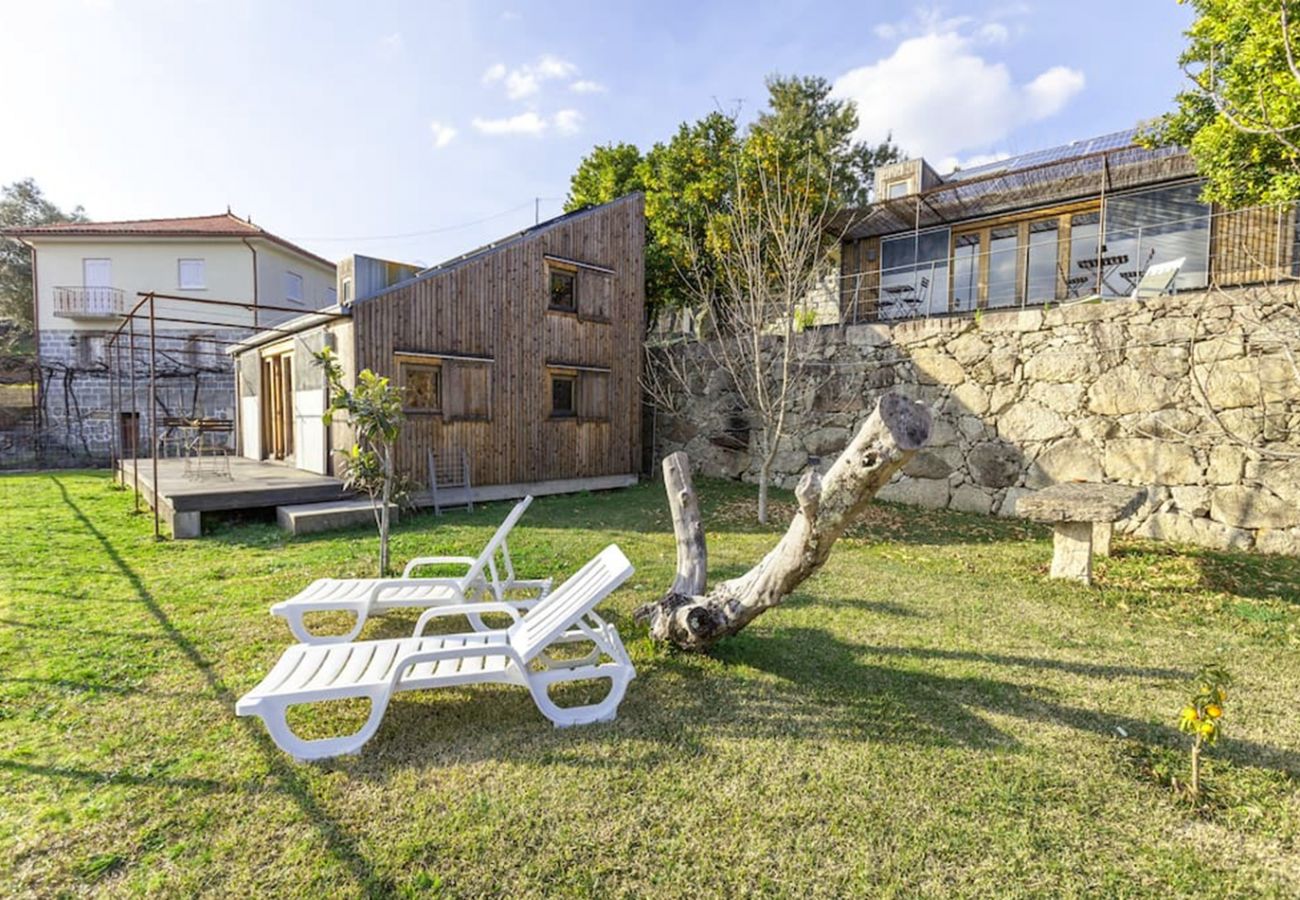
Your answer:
[30,328,241,464]
[657,286,1300,555]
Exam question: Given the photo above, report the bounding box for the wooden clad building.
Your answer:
[229,193,646,495]
[834,130,1298,323]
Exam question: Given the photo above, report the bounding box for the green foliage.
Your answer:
[564,74,899,319]
[794,307,818,332]
[1178,661,1233,796]
[1144,0,1300,207]
[315,346,405,573]
[0,178,86,339]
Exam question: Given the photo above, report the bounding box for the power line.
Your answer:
[289,197,565,243]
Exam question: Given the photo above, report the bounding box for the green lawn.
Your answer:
[1,471,1298,898]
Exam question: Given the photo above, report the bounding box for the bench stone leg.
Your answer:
[1092,521,1113,558]
[1051,522,1093,584]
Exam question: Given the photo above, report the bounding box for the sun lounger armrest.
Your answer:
[401,556,478,577]
[413,602,522,635]
[391,643,523,686]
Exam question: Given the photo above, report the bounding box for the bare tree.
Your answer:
[645,156,841,523]
[636,393,931,651]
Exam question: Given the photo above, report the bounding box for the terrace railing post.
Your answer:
[128,312,140,512]
[148,293,160,540]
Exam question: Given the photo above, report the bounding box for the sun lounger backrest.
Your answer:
[508,545,634,663]
[1132,256,1185,299]
[463,496,533,589]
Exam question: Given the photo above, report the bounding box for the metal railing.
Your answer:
[52,286,126,319]
[839,199,1299,325]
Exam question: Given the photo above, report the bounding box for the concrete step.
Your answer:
[277,498,399,536]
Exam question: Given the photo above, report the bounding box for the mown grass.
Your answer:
[1,470,1298,898]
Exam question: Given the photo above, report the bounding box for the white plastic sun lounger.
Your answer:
[272,496,551,644]
[237,544,637,761]
[1131,256,1185,299]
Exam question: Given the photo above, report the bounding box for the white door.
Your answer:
[82,258,113,316]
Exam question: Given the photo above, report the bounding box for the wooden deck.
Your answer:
[116,457,350,537]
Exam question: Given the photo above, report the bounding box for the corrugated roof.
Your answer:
[4,212,335,269]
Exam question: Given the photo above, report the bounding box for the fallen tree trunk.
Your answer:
[636,392,931,651]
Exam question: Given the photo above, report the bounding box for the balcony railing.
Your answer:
[52,286,125,319]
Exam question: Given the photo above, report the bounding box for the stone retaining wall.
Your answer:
[657,286,1300,554]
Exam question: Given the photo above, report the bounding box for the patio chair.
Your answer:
[237,545,637,761]
[1131,256,1185,299]
[272,496,551,644]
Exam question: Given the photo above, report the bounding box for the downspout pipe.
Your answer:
[241,236,260,460]
[242,237,259,328]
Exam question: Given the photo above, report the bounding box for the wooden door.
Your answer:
[260,351,295,460]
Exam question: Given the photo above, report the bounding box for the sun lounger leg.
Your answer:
[251,687,391,762]
[525,665,633,727]
[281,607,367,644]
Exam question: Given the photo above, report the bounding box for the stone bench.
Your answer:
[1016,483,1147,584]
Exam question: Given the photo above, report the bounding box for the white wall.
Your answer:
[29,235,336,333]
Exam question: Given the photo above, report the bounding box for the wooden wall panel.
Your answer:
[349,193,644,489]
[1212,205,1294,287]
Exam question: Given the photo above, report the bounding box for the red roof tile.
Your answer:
[4,212,334,268]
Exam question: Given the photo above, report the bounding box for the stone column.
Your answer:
[1092,521,1113,557]
[1051,522,1094,584]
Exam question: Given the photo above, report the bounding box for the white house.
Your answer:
[3,212,336,461]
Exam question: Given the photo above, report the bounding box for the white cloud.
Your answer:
[379,32,403,54]
[429,120,458,149]
[1024,66,1087,119]
[832,30,1085,162]
[485,55,580,100]
[472,111,549,136]
[976,22,1010,44]
[569,79,607,94]
[553,109,583,134]
[935,151,1011,174]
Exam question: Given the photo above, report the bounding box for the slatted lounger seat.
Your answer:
[237,545,637,761]
[272,496,551,643]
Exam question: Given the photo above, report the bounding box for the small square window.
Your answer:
[551,374,576,417]
[549,267,576,312]
[887,180,910,199]
[178,258,206,289]
[285,271,304,304]
[403,364,441,412]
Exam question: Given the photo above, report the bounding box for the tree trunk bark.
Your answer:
[637,392,931,651]
[757,463,770,525]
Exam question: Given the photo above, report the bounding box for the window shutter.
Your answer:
[577,370,610,420]
[443,360,491,421]
[578,268,613,320]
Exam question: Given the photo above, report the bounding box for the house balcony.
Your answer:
[52,286,125,319]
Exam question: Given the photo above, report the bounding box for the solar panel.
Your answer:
[944,128,1141,182]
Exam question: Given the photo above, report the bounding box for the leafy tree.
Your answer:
[564,74,899,319]
[564,142,645,211]
[1145,0,1300,206]
[315,347,405,575]
[0,179,86,337]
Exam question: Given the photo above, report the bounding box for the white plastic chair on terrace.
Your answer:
[1131,256,1185,299]
[272,496,550,644]
[237,545,637,761]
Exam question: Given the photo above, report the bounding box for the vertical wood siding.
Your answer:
[350,194,645,488]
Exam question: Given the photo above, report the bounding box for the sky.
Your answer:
[0,0,1197,267]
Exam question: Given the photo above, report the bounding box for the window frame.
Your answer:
[399,360,443,414]
[284,270,305,305]
[548,369,578,419]
[177,258,206,290]
[546,261,578,314]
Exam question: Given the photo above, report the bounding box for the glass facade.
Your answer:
[951,233,980,312]
[879,228,950,318]
[1103,182,1211,293]
[986,226,1019,308]
[1026,219,1059,303]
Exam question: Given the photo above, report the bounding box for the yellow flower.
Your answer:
[1206,704,1222,719]
[1200,721,1216,738]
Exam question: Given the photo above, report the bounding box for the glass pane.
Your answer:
[1067,212,1100,298]
[1105,182,1211,293]
[987,226,1018,308]
[1026,220,1059,304]
[951,233,980,313]
[549,270,576,310]
[879,229,949,319]
[551,376,575,415]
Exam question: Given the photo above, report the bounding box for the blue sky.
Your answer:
[0,0,1196,266]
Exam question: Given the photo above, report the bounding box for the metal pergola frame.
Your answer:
[104,291,348,539]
